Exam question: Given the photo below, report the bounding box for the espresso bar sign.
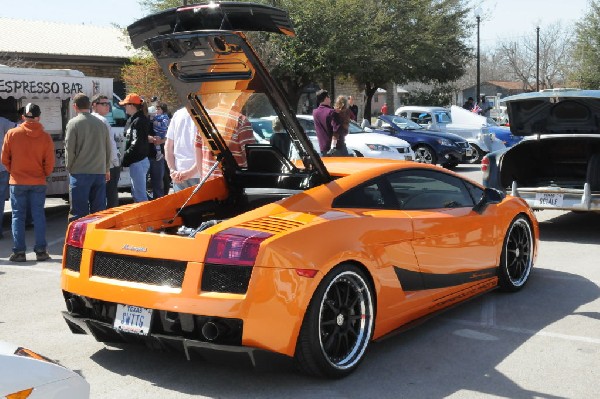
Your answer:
[0,76,92,98]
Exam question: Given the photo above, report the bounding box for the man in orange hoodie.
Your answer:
[1,103,55,262]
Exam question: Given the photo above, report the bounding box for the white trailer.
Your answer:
[0,66,130,197]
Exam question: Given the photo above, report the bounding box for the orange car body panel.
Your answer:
[61,160,539,357]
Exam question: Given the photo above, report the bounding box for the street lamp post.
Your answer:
[475,8,482,103]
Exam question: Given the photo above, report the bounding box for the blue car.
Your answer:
[374,115,472,168]
[485,117,522,148]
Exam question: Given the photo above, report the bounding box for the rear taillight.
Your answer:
[205,228,272,266]
[66,216,101,248]
[481,156,490,180]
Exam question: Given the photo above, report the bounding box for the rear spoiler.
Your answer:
[128,1,295,49]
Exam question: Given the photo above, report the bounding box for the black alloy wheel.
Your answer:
[499,215,534,291]
[295,264,375,378]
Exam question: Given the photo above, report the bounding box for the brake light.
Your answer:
[481,156,490,180]
[205,228,272,266]
[66,216,101,248]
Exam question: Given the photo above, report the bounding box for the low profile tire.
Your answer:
[414,145,437,165]
[498,215,534,292]
[295,264,375,378]
[586,153,600,191]
[468,144,486,164]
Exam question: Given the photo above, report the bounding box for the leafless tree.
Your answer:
[496,22,575,90]
[0,52,37,68]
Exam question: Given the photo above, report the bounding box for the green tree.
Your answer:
[121,56,179,110]
[571,0,600,89]
[134,0,471,116]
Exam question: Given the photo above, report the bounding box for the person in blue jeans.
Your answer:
[65,94,112,222]
[1,103,55,262]
[147,103,170,199]
[120,93,150,202]
[0,115,16,239]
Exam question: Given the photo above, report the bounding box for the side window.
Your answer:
[464,180,484,204]
[417,113,432,125]
[386,169,475,210]
[298,118,316,136]
[399,112,408,118]
[333,181,386,209]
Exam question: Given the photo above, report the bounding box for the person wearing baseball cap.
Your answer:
[119,93,144,106]
[121,93,150,202]
[1,102,55,262]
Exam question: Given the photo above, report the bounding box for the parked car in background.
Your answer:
[251,115,415,161]
[296,115,415,160]
[374,115,471,168]
[449,105,522,148]
[396,105,506,163]
[482,89,600,212]
[0,341,89,398]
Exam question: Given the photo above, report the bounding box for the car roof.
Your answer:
[396,106,449,113]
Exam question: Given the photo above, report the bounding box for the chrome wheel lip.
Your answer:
[504,219,533,287]
[318,271,374,370]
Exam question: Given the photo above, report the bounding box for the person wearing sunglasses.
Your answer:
[92,95,121,208]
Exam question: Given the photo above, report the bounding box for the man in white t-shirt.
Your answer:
[165,108,201,191]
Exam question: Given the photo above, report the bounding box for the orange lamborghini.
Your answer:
[60,3,539,378]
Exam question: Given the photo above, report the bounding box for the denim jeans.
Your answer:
[106,166,121,208]
[173,178,200,192]
[148,158,165,199]
[69,174,107,222]
[0,171,9,236]
[129,157,150,203]
[10,185,47,253]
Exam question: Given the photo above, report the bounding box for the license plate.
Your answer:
[404,155,413,161]
[465,148,473,156]
[113,304,153,335]
[533,192,564,207]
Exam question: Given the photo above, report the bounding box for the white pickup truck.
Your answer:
[395,105,506,163]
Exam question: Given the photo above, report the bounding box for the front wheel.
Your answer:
[295,264,375,378]
[498,215,534,291]
[468,144,486,164]
[413,145,437,165]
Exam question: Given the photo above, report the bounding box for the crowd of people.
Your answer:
[0,87,372,262]
[0,89,262,262]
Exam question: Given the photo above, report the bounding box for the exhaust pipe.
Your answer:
[201,321,220,341]
[66,297,83,315]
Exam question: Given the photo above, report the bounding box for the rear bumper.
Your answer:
[509,182,600,212]
[61,309,262,363]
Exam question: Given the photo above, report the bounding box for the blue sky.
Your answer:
[2,0,592,48]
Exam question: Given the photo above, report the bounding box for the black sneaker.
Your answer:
[35,251,51,262]
[9,252,26,262]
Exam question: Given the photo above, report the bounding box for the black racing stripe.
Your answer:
[394,266,498,291]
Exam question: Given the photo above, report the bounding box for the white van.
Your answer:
[0,66,130,198]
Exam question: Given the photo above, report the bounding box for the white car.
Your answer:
[0,341,89,398]
[296,115,415,160]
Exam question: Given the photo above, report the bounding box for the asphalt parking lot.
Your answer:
[0,166,598,398]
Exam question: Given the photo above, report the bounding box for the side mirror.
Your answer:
[473,187,505,214]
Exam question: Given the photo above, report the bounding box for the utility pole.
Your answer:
[475,9,481,101]
[536,27,540,91]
